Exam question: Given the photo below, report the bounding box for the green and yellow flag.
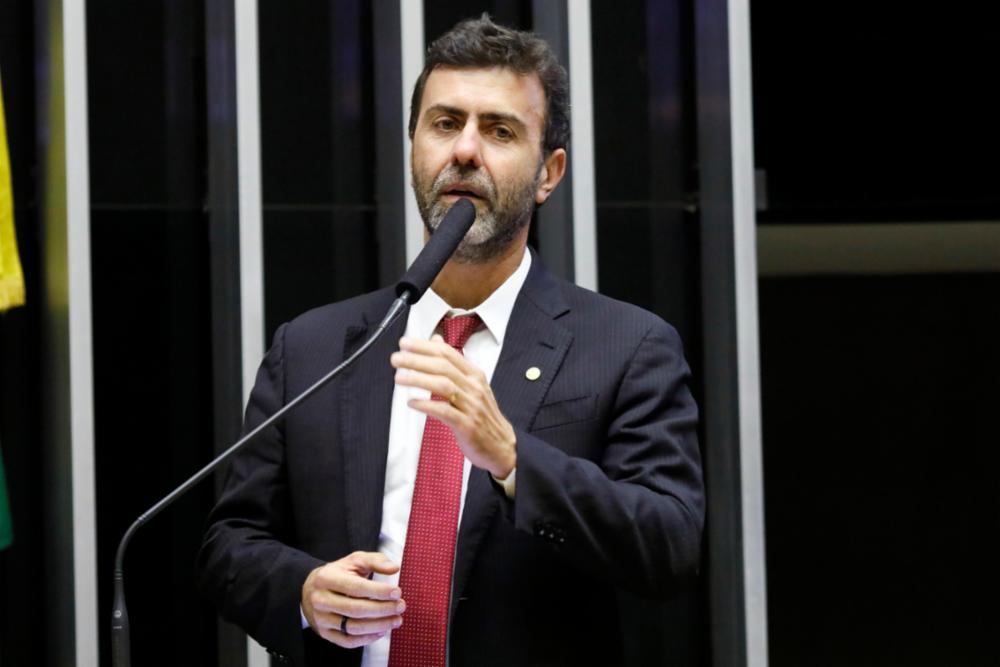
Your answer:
[0,75,25,311]
[0,74,21,550]
[0,441,11,550]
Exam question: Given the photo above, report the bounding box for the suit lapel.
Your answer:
[450,256,574,612]
[340,293,406,553]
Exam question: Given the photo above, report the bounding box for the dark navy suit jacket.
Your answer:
[198,253,704,666]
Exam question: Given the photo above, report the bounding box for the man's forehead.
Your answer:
[421,66,546,126]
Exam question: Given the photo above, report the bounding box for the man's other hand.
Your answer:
[392,335,517,479]
[301,551,405,649]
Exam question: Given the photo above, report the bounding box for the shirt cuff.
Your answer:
[491,467,516,498]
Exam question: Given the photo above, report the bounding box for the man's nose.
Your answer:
[451,123,483,168]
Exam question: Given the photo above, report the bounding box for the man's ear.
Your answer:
[535,148,567,205]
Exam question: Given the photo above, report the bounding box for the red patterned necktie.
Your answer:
[388,314,482,667]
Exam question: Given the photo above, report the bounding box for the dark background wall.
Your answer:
[259,0,380,339]
[752,3,1000,665]
[752,4,1000,223]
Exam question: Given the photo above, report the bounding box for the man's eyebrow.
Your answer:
[424,104,466,120]
[424,104,527,131]
[479,111,527,131]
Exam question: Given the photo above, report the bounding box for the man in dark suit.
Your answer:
[198,15,704,667]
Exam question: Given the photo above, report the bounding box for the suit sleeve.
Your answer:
[508,319,704,597]
[197,323,324,661]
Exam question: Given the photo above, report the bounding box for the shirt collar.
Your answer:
[408,249,532,346]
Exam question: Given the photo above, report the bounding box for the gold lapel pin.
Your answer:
[525,367,541,381]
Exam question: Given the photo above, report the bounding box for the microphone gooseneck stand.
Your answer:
[111,294,410,667]
[110,197,476,667]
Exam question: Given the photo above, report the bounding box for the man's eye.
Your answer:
[493,126,513,140]
[435,118,458,131]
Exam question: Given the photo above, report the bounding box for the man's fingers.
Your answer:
[316,626,389,650]
[406,398,467,427]
[345,550,401,577]
[310,589,406,618]
[312,604,404,649]
[394,370,460,401]
[314,611,403,636]
[397,336,479,374]
[313,572,399,602]
[341,614,403,636]
[311,554,401,601]
[391,350,466,386]
[392,344,492,410]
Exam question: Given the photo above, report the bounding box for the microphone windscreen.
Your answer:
[395,198,476,303]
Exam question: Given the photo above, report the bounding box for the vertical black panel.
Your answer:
[592,0,700,341]
[87,1,218,664]
[205,0,243,459]
[372,0,406,287]
[259,0,380,341]
[204,1,248,665]
[751,4,1000,222]
[530,0,574,281]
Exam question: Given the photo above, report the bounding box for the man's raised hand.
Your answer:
[391,334,517,479]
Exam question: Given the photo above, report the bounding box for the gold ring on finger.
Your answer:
[449,391,460,407]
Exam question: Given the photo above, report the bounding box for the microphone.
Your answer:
[111,198,476,667]
[395,197,476,303]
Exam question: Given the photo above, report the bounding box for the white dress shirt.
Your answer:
[360,249,530,666]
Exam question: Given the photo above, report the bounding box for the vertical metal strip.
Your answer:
[234,0,267,665]
[696,0,766,662]
[63,0,98,664]
[401,0,424,264]
[566,1,598,290]
[235,0,264,401]
[728,0,768,663]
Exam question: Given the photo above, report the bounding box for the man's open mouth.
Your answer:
[441,185,485,200]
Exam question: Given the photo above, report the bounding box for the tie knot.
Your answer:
[439,313,482,349]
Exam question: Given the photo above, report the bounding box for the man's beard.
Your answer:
[413,162,540,263]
